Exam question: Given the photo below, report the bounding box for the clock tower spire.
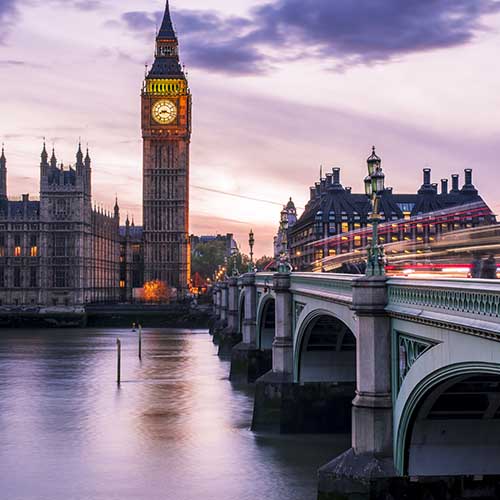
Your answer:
[142,0,191,295]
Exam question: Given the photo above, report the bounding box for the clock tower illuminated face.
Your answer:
[141,0,192,294]
[152,100,177,124]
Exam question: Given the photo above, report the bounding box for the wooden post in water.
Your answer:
[116,338,121,385]
[138,325,142,361]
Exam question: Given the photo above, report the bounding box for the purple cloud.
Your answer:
[121,0,500,75]
[0,0,17,42]
[251,0,500,65]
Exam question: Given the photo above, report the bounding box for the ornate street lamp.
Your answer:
[248,229,255,272]
[365,146,386,276]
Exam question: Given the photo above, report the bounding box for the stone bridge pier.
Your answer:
[210,283,227,344]
[230,273,272,382]
[318,276,397,499]
[217,277,242,357]
[252,272,358,434]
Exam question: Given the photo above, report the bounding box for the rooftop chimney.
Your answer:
[309,186,316,201]
[464,168,473,186]
[423,168,431,185]
[451,174,460,193]
[332,167,341,185]
[461,169,478,195]
[441,179,448,195]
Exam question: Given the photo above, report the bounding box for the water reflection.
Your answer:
[0,328,348,500]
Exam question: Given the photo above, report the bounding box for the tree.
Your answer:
[143,280,171,303]
[191,240,227,280]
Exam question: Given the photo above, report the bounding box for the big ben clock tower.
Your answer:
[142,0,191,293]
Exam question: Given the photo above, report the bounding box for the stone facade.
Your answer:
[0,144,120,307]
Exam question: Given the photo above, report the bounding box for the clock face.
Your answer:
[152,100,177,124]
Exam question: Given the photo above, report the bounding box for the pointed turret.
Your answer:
[114,196,120,219]
[85,147,91,168]
[40,142,48,167]
[76,142,84,168]
[0,145,5,169]
[0,145,7,200]
[50,148,57,168]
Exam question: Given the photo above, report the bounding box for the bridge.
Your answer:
[211,271,500,499]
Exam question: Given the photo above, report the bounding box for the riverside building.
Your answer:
[289,149,496,271]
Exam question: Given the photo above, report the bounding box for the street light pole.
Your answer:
[364,147,386,277]
[248,229,255,272]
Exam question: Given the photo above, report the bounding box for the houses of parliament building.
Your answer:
[0,1,191,307]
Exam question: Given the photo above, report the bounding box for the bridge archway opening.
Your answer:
[405,372,500,476]
[298,314,356,383]
[258,298,275,350]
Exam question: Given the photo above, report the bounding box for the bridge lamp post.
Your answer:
[364,147,386,276]
[248,229,255,272]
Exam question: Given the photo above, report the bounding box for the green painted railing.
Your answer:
[388,278,500,319]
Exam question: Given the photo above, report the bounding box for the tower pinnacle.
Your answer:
[76,141,84,167]
[0,145,6,169]
[85,147,91,168]
[50,148,57,168]
[147,0,184,79]
[158,0,176,40]
[41,141,48,166]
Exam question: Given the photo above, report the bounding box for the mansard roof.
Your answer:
[291,169,486,234]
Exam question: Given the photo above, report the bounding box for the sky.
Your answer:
[1,0,500,256]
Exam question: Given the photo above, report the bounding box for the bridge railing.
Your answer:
[290,272,357,301]
[254,273,274,287]
[387,277,500,326]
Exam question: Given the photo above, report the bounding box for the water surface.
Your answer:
[0,329,348,500]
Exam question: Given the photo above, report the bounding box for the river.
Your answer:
[0,328,349,500]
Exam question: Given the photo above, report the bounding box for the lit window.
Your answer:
[30,246,38,257]
[392,236,398,242]
[341,223,349,233]
[14,246,21,257]
[403,212,411,220]
[120,280,126,288]
[354,236,361,247]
